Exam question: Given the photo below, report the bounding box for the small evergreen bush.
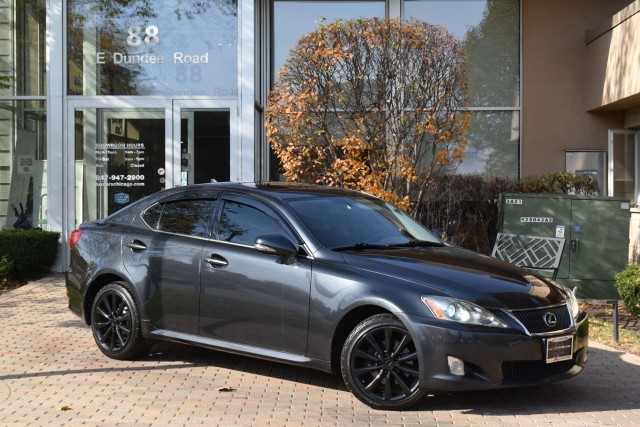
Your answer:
[0,229,60,279]
[615,264,640,317]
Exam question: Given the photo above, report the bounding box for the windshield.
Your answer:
[286,195,442,250]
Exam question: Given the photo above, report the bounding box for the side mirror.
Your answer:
[254,234,299,258]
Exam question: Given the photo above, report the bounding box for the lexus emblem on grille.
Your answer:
[543,312,557,327]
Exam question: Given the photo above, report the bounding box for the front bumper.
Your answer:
[404,310,589,392]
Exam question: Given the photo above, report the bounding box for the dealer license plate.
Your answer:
[546,335,573,364]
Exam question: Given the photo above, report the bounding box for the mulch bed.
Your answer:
[584,303,640,333]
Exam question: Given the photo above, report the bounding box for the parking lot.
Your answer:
[1,274,640,426]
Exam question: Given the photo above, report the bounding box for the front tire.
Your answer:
[91,282,149,360]
[341,314,426,410]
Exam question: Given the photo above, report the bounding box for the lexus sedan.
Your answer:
[66,182,588,410]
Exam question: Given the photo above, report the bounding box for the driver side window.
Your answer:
[216,200,289,246]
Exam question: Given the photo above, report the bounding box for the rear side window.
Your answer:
[142,204,162,229]
[216,200,288,245]
[144,199,216,238]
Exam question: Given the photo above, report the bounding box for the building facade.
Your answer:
[0,0,638,271]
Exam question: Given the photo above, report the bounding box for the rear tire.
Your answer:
[91,282,149,360]
[341,314,426,410]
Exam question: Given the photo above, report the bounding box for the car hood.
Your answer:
[340,245,567,310]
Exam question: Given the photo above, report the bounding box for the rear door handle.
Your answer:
[126,240,147,251]
[205,254,228,267]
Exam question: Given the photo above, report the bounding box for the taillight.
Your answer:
[69,229,83,249]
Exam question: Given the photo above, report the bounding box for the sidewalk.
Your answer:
[1,274,640,426]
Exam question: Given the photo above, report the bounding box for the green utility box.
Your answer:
[498,193,631,299]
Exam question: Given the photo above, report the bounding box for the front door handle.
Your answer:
[205,254,228,268]
[126,240,147,251]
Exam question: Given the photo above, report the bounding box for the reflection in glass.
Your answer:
[273,1,385,76]
[457,111,519,179]
[75,109,166,223]
[612,133,636,202]
[158,200,216,237]
[0,101,47,228]
[67,0,237,96]
[0,0,46,96]
[405,0,520,107]
[217,201,284,245]
[288,195,441,249]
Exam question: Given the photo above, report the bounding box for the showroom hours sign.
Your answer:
[95,140,146,191]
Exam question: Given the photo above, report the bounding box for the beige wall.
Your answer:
[585,1,640,111]
[521,0,632,177]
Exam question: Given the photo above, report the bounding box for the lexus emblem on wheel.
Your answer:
[543,312,558,327]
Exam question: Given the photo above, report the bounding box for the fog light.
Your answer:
[447,356,465,376]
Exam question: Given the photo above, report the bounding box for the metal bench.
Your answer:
[491,232,620,341]
[491,233,565,280]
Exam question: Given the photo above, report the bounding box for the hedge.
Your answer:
[0,229,60,279]
[414,172,599,254]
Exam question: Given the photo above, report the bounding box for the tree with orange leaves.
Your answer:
[265,18,469,215]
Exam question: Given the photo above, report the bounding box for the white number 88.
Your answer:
[127,25,160,47]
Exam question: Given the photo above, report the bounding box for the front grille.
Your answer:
[509,305,571,334]
[502,357,576,381]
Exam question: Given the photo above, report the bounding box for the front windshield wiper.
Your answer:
[331,243,393,252]
[387,240,444,248]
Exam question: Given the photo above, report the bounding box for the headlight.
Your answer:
[421,296,508,328]
[564,286,580,319]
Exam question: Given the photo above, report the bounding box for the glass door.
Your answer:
[173,100,238,186]
[67,99,237,232]
[608,129,639,205]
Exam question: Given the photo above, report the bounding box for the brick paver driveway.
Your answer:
[1,275,640,426]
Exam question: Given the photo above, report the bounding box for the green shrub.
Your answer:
[511,172,599,195]
[615,264,640,317]
[0,256,14,278]
[0,229,60,279]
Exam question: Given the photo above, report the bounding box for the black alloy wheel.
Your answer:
[91,282,148,360]
[341,314,426,410]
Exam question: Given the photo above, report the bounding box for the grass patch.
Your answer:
[589,316,640,356]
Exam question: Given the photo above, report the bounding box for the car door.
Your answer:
[199,193,312,354]
[122,190,219,335]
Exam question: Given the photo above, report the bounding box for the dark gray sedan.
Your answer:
[66,182,588,410]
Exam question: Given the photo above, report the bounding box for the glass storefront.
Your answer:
[0,0,46,96]
[0,100,47,228]
[272,1,386,76]
[73,102,236,222]
[66,1,239,222]
[0,0,47,229]
[404,0,521,178]
[271,0,521,179]
[67,0,238,96]
[74,108,166,222]
[0,0,524,271]
[404,0,520,108]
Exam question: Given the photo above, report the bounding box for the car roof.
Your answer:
[101,182,375,224]
[185,181,373,200]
